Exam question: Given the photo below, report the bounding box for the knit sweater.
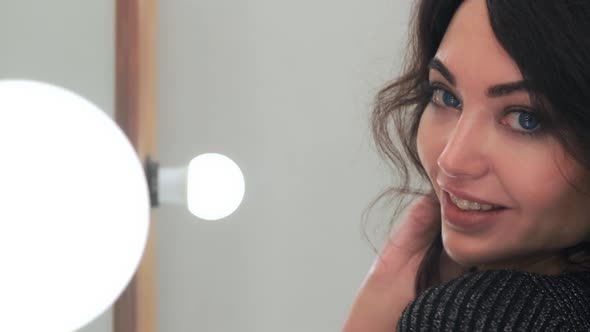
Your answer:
[396,269,590,331]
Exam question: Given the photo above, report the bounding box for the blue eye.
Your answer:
[504,110,541,134]
[431,88,461,108]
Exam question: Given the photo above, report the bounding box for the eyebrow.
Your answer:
[428,57,532,97]
[428,58,456,85]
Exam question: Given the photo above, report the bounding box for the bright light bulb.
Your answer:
[0,80,149,332]
[187,153,245,220]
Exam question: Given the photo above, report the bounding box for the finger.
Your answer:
[387,195,441,254]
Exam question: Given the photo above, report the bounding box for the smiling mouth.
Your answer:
[447,192,505,211]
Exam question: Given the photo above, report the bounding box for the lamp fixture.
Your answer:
[145,153,245,220]
[0,79,245,331]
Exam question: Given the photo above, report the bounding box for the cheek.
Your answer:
[416,120,428,170]
[509,162,590,246]
[416,107,449,178]
[489,148,590,256]
[508,146,585,214]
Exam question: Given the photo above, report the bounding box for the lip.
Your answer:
[437,182,506,207]
[441,190,508,232]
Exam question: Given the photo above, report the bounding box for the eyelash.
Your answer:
[425,83,545,139]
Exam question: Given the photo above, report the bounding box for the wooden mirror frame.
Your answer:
[114,0,157,331]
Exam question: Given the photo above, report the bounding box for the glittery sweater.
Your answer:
[396,269,590,331]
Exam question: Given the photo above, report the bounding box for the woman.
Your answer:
[343,0,590,331]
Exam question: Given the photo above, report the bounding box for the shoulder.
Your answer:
[396,269,590,331]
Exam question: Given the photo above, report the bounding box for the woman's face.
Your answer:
[417,0,590,269]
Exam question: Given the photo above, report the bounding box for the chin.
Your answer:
[441,226,519,268]
[443,241,542,271]
[443,246,480,267]
[442,240,508,268]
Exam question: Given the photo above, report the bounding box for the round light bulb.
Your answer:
[187,153,245,220]
[0,80,149,332]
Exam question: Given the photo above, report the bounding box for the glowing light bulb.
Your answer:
[155,154,245,220]
[187,153,245,220]
[0,80,149,332]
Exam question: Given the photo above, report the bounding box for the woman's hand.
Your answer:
[342,195,458,332]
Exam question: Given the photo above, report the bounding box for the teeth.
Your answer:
[449,193,497,211]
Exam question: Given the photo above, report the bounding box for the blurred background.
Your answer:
[0,0,411,331]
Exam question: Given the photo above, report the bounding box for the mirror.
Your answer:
[1,0,412,331]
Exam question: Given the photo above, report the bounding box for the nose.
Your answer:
[437,114,490,179]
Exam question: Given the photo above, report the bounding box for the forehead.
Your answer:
[434,0,523,86]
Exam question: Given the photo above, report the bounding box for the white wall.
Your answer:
[0,0,412,330]
[156,0,411,331]
[0,1,114,332]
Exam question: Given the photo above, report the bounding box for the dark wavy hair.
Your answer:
[370,0,590,295]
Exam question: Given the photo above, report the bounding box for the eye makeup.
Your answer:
[424,80,548,139]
